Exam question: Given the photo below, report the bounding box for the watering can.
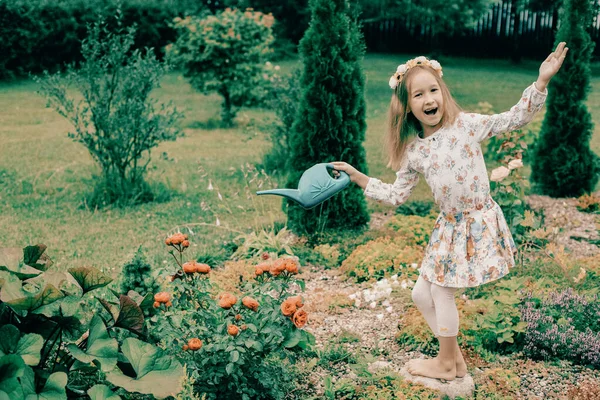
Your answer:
[256,163,351,209]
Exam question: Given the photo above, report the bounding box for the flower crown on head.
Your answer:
[389,56,443,90]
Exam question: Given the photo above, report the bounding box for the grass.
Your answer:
[0,53,599,274]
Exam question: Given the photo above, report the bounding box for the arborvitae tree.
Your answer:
[120,246,159,296]
[286,0,369,234]
[530,0,598,197]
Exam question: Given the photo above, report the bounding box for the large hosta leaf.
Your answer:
[67,267,112,295]
[20,366,66,400]
[114,296,144,335]
[87,385,121,400]
[0,248,41,280]
[67,315,117,372]
[23,245,52,272]
[0,355,25,398]
[0,325,43,366]
[105,338,183,399]
[3,284,64,313]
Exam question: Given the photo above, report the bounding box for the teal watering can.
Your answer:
[256,163,351,209]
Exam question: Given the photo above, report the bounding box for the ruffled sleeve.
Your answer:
[364,156,419,206]
[463,82,547,143]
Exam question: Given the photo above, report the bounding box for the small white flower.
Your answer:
[369,301,377,309]
[208,180,214,190]
[275,65,280,70]
[490,166,511,182]
[376,313,384,320]
[396,64,407,74]
[389,75,399,89]
[391,274,398,280]
[216,217,221,226]
[414,56,427,63]
[265,61,272,67]
[508,159,524,170]
[218,192,223,201]
[401,280,408,289]
[349,294,357,300]
[411,263,418,269]
[386,306,393,313]
[429,60,442,70]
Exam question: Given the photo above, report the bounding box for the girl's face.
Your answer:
[407,69,444,134]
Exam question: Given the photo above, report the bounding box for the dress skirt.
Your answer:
[419,196,518,288]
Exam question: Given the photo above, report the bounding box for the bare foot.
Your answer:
[406,358,456,381]
[455,352,467,378]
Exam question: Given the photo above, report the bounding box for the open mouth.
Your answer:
[424,107,438,116]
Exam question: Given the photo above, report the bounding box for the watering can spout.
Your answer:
[255,163,351,209]
[256,188,302,203]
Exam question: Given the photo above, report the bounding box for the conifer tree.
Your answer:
[286,0,369,234]
[530,0,598,197]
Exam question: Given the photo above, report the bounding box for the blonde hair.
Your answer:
[384,65,461,170]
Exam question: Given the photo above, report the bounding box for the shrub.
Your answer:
[340,236,423,283]
[384,214,435,247]
[120,246,159,296]
[36,16,183,207]
[285,0,369,234]
[0,244,184,399]
[462,277,528,354]
[520,288,600,367]
[149,233,314,399]
[395,200,436,217]
[473,368,521,400]
[530,0,599,197]
[168,8,276,126]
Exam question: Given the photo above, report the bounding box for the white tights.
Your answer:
[411,275,459,337]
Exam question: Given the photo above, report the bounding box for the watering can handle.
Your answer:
[325,163,350,181]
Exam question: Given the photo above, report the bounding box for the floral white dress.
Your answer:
[364,83,547,288]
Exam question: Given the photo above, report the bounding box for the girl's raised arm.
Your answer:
[464,42,568,143]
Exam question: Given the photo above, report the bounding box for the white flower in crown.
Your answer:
[396,64,408,74]
[389,75,400,89]
[414,56,428,63]
[429,60,442,70]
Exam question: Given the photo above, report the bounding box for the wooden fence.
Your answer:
[362,1,600,59]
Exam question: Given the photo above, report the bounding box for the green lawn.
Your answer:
[0,53,599,272]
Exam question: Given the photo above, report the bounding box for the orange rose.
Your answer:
[182,240,190,248]
[182,344,189,351]
[188,338,202,351]
[165,237,172,246]
[153,301,160,308]
[284,259,299,274]
[218,293,237,309]
[280,299,296,316]
[235,314,242,321]
[154,292,171,303]
[271,259,286,276]
[255,266,264,276]
[292,309,308,328]
[242,296,259,312]
[196,263,211,274]
[183,261,197,274]
[227,325,239,336]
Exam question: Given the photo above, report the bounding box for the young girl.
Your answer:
[332,42,568,381]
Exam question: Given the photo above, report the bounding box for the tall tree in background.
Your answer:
[530,0,598,197]
[286,0,369,234]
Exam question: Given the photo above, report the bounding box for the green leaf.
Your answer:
[67,267,113,295]
[87,385,121,400]
[114,295,144,335]
[230,351,239,363]
[67,315,117,372]
[282,329,302,349]
[23,245,52,272]
[4,285,64,313]
[105,338,183,399]
[225,363,234,375]
[20,366,67,400]
[0,355,26,396]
